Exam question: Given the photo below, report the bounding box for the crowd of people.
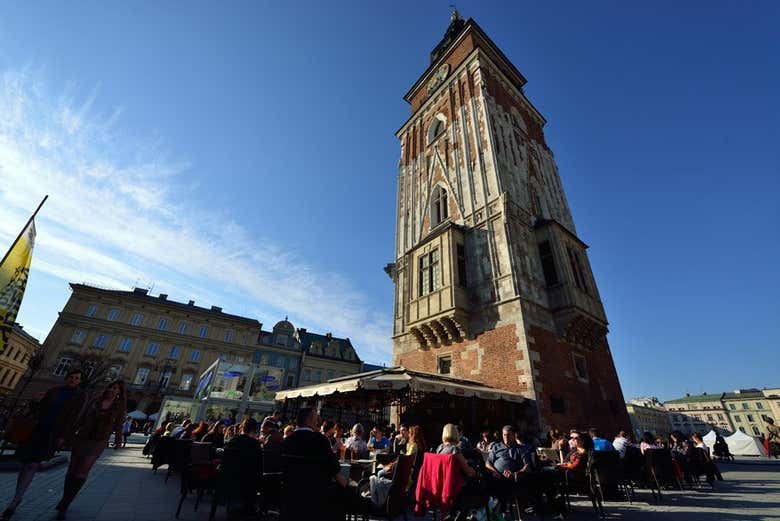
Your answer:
[4,377,762,521]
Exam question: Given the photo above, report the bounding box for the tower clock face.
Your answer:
[427,63,451,95]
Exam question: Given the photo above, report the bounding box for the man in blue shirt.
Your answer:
[486,426,536,505]
[367,425,389,450]
[589,428,616,451]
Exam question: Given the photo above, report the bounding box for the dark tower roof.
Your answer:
[430,9,466,64]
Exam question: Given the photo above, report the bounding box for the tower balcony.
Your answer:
[408,311,469,349]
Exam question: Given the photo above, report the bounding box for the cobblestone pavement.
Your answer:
[1,438,778,521]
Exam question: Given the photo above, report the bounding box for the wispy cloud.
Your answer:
[0,67,392,363]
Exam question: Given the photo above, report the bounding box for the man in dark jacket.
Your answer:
[3,368,86,519]
[281,407,362,521]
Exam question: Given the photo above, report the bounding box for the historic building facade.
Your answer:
[625,398,671,439]
[388,13,630,432]
[721,389,775,437]
[29,284,364,413]
[0,323,40,396]
[663,393,733,435]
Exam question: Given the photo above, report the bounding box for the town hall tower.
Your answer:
[388,13,631,433]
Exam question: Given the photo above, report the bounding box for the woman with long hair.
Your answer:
[2,369,86,520]
[190,421,209,441]
[55,379,126,520]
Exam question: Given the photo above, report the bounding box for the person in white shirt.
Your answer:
[612,430,631,458]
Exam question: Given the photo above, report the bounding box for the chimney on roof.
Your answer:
[133,288,148,295]
[298,328,307,334]
[326,332,333,340]
[159,294,168,301]
[188,300,195,306]
[211,306,222,313]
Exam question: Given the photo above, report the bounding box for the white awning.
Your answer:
[275,366,525,403]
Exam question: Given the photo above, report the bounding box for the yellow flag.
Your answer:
[0,219,36,353]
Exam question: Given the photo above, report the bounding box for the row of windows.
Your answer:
[0,367,21,388]
[84,305,234,342]
[1,345,29,364]
[53,356,197,392]
[69,330,202,362]
[727,402,765,410]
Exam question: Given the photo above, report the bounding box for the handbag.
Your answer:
[4,416,37,445]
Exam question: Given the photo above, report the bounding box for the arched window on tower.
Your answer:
[428,114,446,144]
[431,185,448,227]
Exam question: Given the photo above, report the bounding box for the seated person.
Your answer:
[639,431,661,455]
[557,431,591,486]
[281,407,366,521]
[589,428,615,452]
[225,417,261,451]
[345,423,369,459]
[368,425,390,451]
[612,430,631,458]
[435,423,476,479]
[200,422,225,448]
[390,423,409,456]
[486,426,535,501]
[477,430,493,452]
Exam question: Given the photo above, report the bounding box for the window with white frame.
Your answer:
[86,304,98,317]
[418,249,440,297]
[573,354,588,381]
[146,343,160,356]
[93,334,109,349]
[199,325,209,338]
[107,308,120,321]
[130,313,144,326]
[179,373,194,391]
[437,354,452,375]
[189,350,201,363]
[82,360,96,378]
[70,329,87,345]
[133,367,150,385]
[168,346,181,359]
[159,370,172,389]
[53,357,74,376]
[118,337,133,353]
[177,322,188,334]
[106,364,123,380]
[158,318,169,331]
[430,186,448,227]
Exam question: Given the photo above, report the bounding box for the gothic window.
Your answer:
[431,186,448,227]
[418,249,440,297]
[428,115,446,144]
[538,241,559,287]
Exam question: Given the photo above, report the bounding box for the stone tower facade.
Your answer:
[389,14,631,433]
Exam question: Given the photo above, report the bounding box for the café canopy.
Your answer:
[275,366,525,403]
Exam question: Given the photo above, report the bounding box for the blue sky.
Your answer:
[0,1,778,401]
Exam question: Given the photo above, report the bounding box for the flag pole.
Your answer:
[0,195,48,268]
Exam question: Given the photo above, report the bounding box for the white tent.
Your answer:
[148,412,160,421]
[725,430,766,456]
[127,410,147,420]
[703,430,718,448]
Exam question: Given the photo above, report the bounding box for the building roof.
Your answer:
[11,323,41,346]
[70,283,261,326]
[403,17,528,104]
[298,330,361,364]
[722,389,765,400]
[665,393,724,404]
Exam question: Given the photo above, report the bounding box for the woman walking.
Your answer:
[55,379,126,520]
[2,369,86,520]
